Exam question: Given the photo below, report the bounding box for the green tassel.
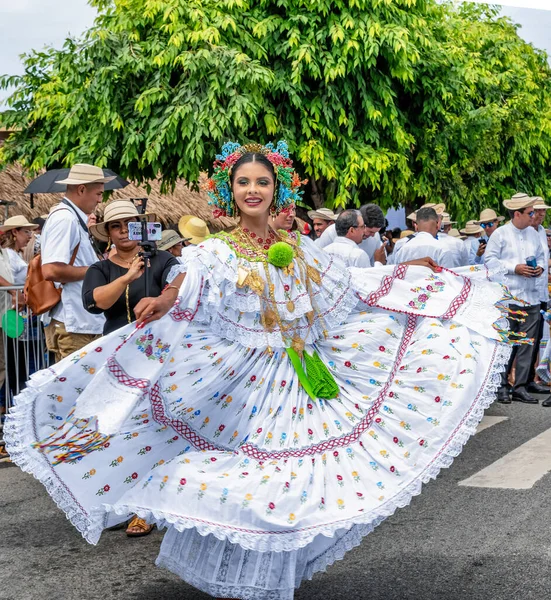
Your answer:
[304,350,340,399]
[285,349,340,400]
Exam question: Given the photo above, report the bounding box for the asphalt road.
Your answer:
[2,399,551,600]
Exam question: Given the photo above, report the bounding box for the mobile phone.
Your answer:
[478,239,486,245]
[128,221,162,241]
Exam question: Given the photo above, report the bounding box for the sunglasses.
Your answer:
[480,221,497,228]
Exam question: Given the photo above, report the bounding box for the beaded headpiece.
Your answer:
[205,140,306,218]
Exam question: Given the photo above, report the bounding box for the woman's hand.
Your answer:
[404,257,440,272]
[134,293,176,326]
[123,255,145,284]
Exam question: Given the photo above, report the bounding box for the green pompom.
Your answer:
[267,242,294,268]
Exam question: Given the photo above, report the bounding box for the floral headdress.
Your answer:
[205,140,306,218]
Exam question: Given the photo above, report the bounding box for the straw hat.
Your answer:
[449,228,467,240]
[460,220,484,236]
[503,193,537,211]
[307,208,338,221]
[89,200,155,242]
[56,164,116,186]
[0,216,39,232]
[532,197,551,210]
[158,229,189,251]
[421,202,446,215]
[178,215,210,245]
[441,212,456,226]
[400,229,415,238]
[406,211,417,222]
[477,208,505,223]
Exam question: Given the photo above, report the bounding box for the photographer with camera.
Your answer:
[82,201,179,336]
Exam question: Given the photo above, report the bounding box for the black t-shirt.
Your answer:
[82,251,179,335]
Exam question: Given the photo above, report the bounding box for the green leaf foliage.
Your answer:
[1,0,551,220]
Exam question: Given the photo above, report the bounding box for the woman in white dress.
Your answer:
[6,142,514,599]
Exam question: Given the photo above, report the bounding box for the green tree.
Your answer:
[1,0,551,220]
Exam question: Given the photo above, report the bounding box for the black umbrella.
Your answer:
[24,168,129,194]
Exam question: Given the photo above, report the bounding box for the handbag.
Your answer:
[24,244,80,316]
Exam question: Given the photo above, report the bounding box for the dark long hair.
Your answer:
[229,152,276,186]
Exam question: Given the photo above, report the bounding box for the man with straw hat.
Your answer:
[485,193,547,404]
[460,220,485,265]
[307,207,338,239]
[41,164,114,361]
[393,206,454,267]
[178,215,210,246]
[477,207,504,241]
[158,229,190,258]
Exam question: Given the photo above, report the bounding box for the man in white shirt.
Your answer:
[529,198,551,405]
[323,209,371,268]
[307,208,338,239]
[42,164,108,362]
[393,207,455,268]
[316,204,386,266]
[484,194,546,404]
[439,212,469,268]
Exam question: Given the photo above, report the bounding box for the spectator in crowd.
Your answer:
[485,194,547,404]
[271,203,296,232]
[83,200,179,335]
[439,213,469,267]
[477,208,504,242]
[82,200,179,536]
[307,208,337,238]
[316,203,386,266]
[323,209,371,268]
[23,216,46,263]
[460,220,486,265]
[0,216,37,400]
[158,229,190,258]
[178,215,210,246]
[393,207,454,267]
[530,198,551,396]
[41,164,109,362]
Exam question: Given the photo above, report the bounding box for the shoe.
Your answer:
[511,389,539,404]
[527,382,550,394]
[496,388,511,404]
[542,397,551,407]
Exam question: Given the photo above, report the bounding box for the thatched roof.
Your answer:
[0,163,236,232]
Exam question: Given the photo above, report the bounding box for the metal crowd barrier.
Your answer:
[0,285,51,448]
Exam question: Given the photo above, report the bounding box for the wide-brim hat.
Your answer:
[441,212,456,226]
[449,228,467,240]
[307,207,338,221]
[158,229,189,251]
[421,202,446,215]
[178,215,210,245]
[0,215,39,232]
[406,211,417,222]
[503,193,537,211]
[90,200,155,242]
[460,220,484,236]
[478,208,505,223]
[400,229,415,238]
[56,163,116,186]
[532,197,551,210]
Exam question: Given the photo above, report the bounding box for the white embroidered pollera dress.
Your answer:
[6,232,510,599]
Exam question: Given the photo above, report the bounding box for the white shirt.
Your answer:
[484,222,545,306]
[393,231,455,268]
[5,248,28,285]
[316,225,382,265]
[41,199,105,334]
[323,236,371,268]
[463,236,484,265]
[536,225,549,303]
[438,232,469,268]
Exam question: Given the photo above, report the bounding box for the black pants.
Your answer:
[501,303,542,391]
